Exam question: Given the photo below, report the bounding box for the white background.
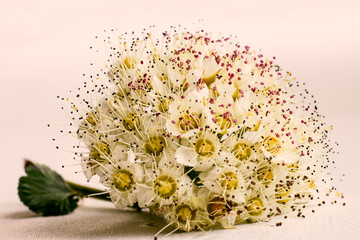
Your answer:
[0,0,359,239]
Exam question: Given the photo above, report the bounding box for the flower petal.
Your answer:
[175,146,198,166]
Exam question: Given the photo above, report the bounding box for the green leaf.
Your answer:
[184,166,202,186]
[18,160,79,216]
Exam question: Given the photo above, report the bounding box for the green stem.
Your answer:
[66,181,142,211]
[66,181,110,201]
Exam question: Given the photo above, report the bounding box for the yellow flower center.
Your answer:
[113,169,134,191]
[158,99,171,113]
[306,179,316,189]
[154,175,177,198]
[178,113,199,131]
[195,138,215,157]
[119,57,135,69]
[233,142,252,160]
[123,113,140,131]
[256,165,273,185]
[176,205,195,224]
[287,162,299,173]
[275,187,291,204]
[253,120,261,131]
[247,197,263,216]
[215,112,233,130]
[114,90,127,101]
[144,135,166,156]
[203,70,220,86]
[86,112,97,126]
[219,172,238,191]
[263,136,281,154]
[207,197,229,219]
[90,142,110,160]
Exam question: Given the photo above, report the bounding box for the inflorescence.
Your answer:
[58,27,342,233]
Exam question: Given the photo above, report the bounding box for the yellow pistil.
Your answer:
[122,113,140,131]
[195,139,215,157]
[219,172,238,191]
[203,70,220,86]
[158,99,171,113]
[114,90,127,101]
[275,187,291,204]
[256,165,273,185]
[233,142,252,160]
[306,179,316,189]
[247,197,263,216]
[120,57,135,69]
[176,205,195,224]
[86,112,97,126]
[154,175,177,198]
[113,169,134,191]
[287,162,299,173]
[207,197,228,219]
[253,120,261,131]
[263,136,281,154]
[178,114,199,131]
[144,135,166,156]
[215,113,233,131]
[90,141,110,160]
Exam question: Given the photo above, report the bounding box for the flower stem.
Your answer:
[66,181,110,201]
[66,181,142,211]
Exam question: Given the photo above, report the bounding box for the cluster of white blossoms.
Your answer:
[70,29,336,232]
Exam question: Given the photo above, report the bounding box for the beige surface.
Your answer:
[1,0,360,239]
[0,195,359,240]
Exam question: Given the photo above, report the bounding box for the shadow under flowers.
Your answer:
[5,206,173,239]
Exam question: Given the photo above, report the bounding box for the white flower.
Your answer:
[166,90,208,138]
[69,28,337,232]
[99,160,145,209]
[199,165,246,204]
[175,129,220,171]
[137,163,192,208]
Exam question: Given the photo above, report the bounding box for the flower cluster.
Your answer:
[71,29,335,232]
